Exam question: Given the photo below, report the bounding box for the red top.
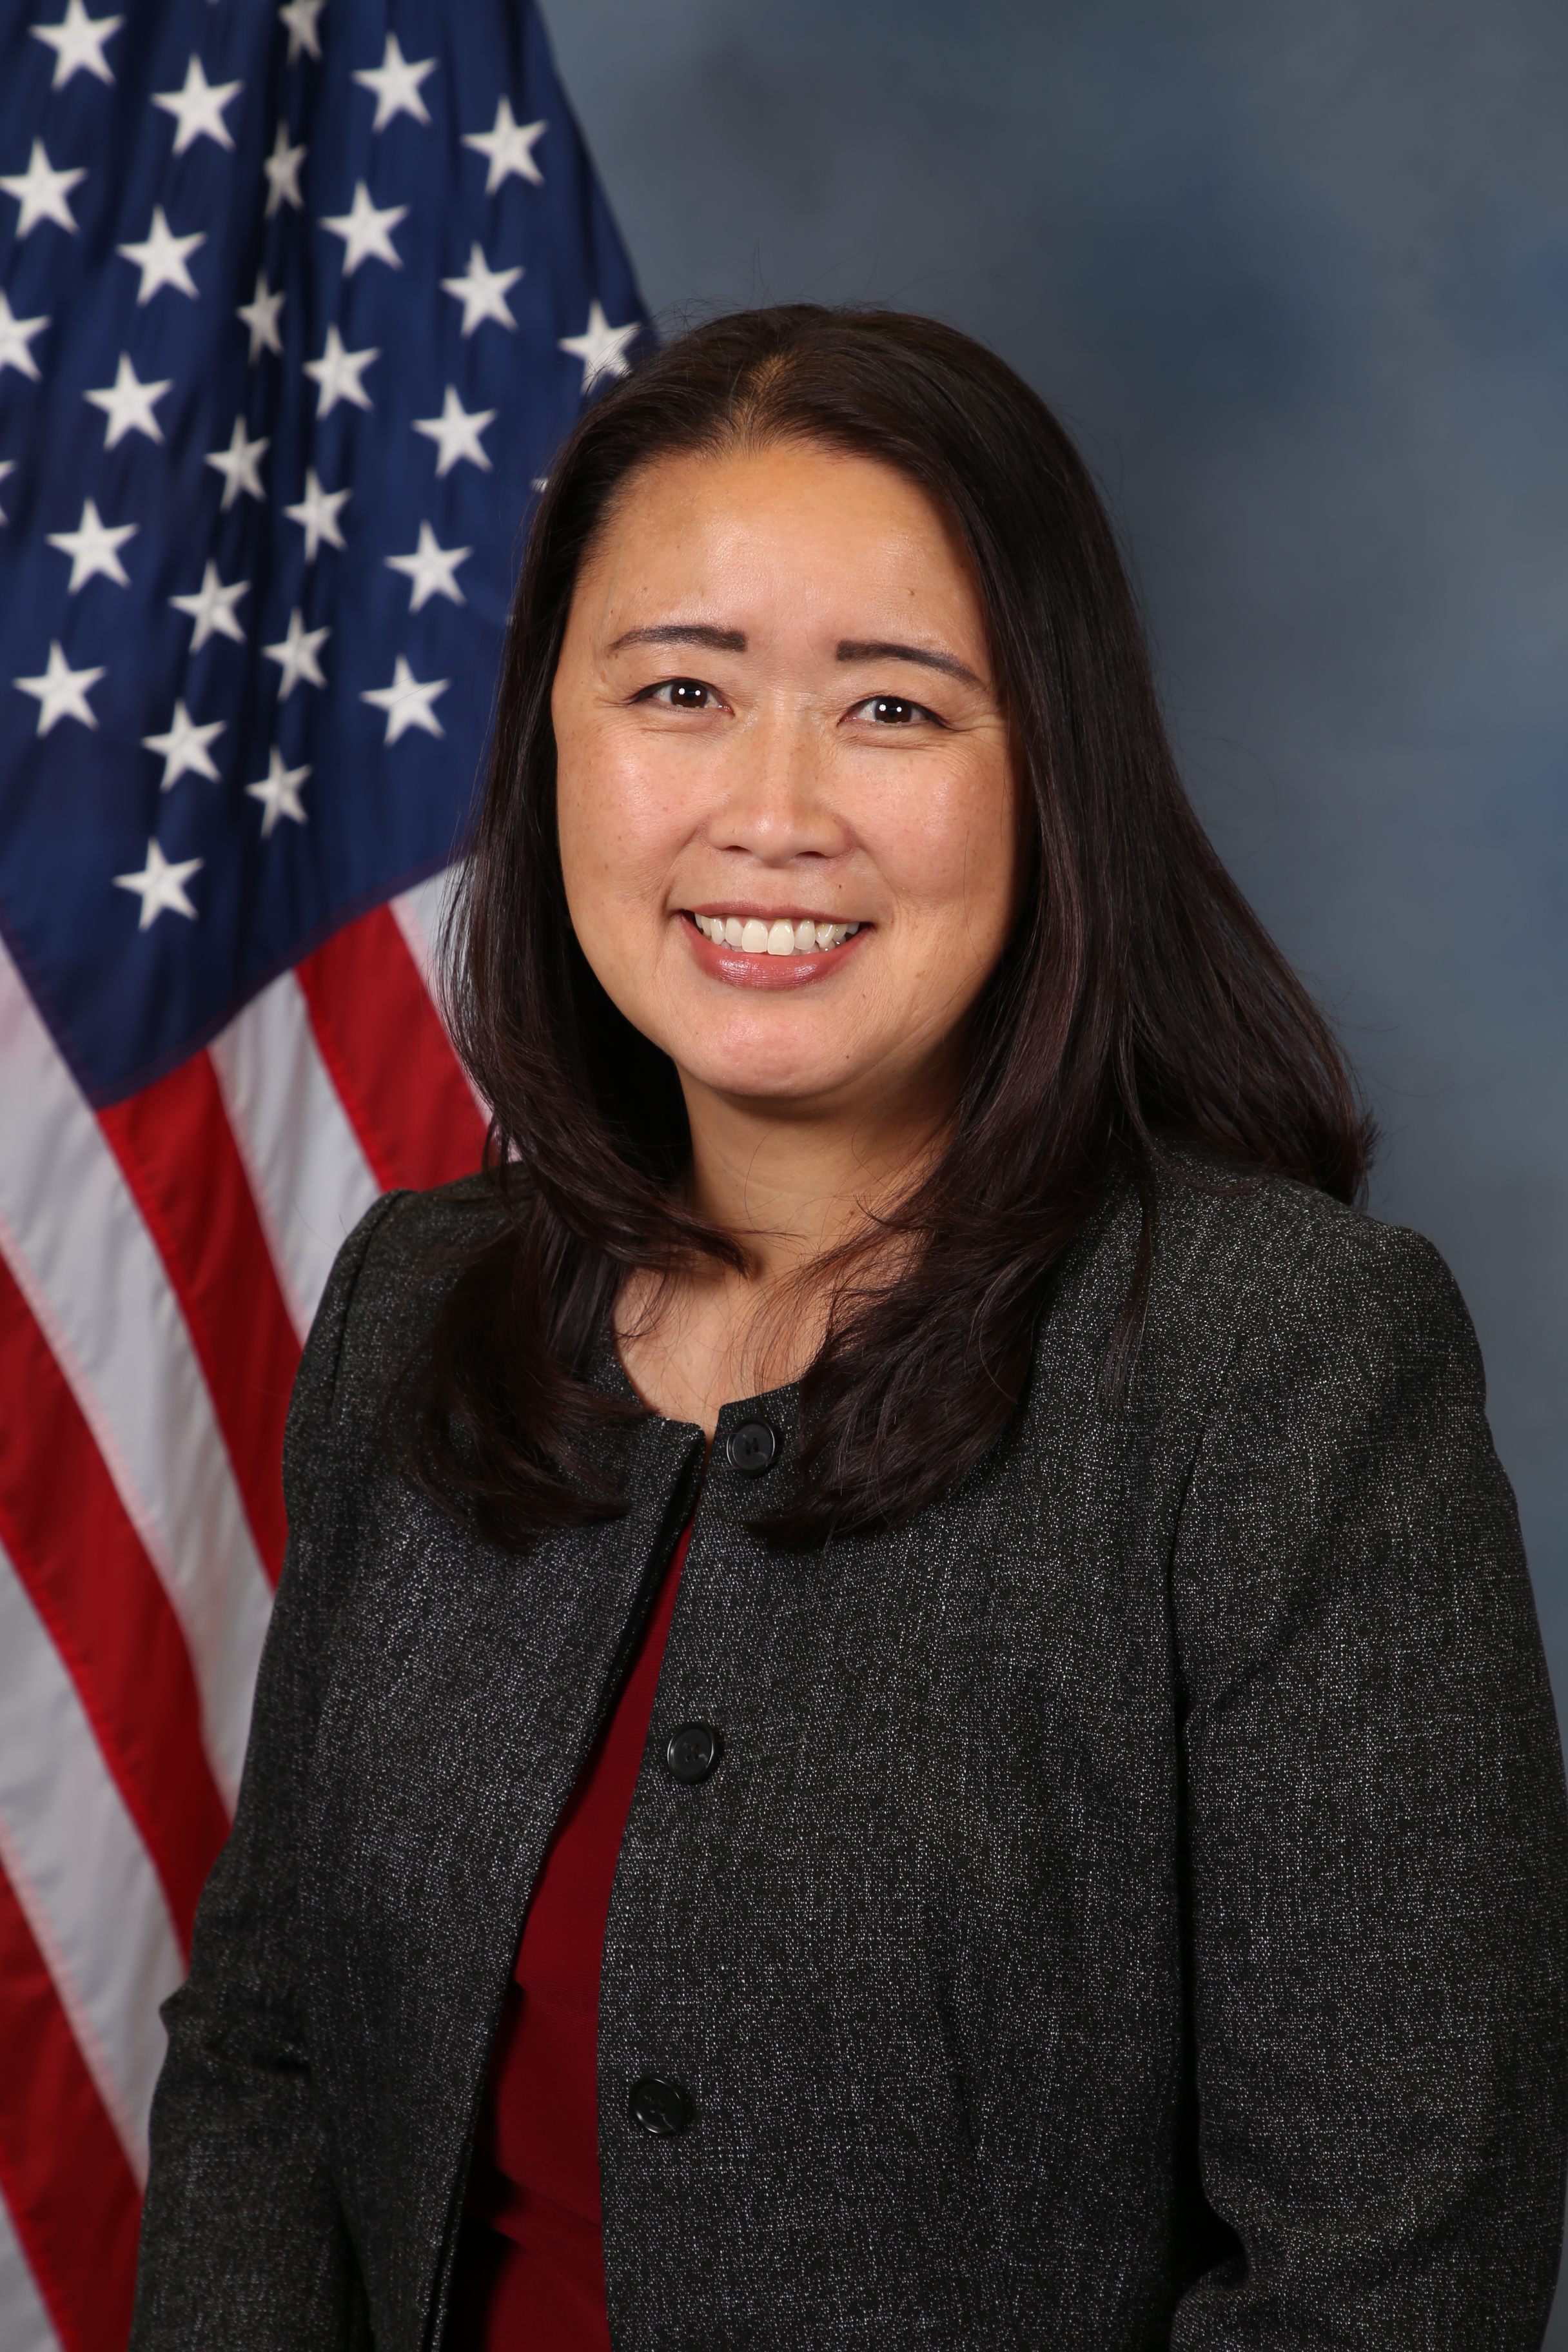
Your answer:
[449,1522,694,2351]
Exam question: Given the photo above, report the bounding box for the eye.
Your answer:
[640,677,719,710]
[848,694,938,727]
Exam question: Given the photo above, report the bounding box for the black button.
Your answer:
[665,1721,721,1785]
[628,2073,692,2138]
[726,1418,778,1476]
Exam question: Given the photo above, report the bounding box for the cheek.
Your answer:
[873,753,1018,930]
[557,727,681,925]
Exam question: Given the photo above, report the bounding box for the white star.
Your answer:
[117,206,204,304]
[152,55,243,155]
[170,559,248,650]
[237,269,284,360]
[114,838,202,929]
[0,291,50,381]
[262,119,305,215]
[0,462,14,526]
[413,384,495,476]
[0,139,86,237]
[321,179,407,274]
[440,242,522,337]
[302,324,378,417]
[204,414,268,508]
[30,0,123,90]
[386,520,470,612]
[559,300,639,395]
[361,655,447,743]
[84,351,173,447]
[351,33,435,132]
[142,698,224,789]
[262,607,328,698]
[45,496,136,593]
[14,640,104,734]
[278,0,325,64]
[246,746,310,837]
[462,97,545,193]
[284,466,349,559]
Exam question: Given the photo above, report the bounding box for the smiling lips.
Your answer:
[690,912,863,957]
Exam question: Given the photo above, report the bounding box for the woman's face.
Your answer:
[553,438,1021,1124]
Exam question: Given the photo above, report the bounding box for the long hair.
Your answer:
[389,304,1371,1549]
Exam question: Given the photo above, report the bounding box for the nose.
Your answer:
[704,698,849,867]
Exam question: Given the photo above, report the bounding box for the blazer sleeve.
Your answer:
[128,1190,409,2351]
[1167,1217,1568,2348]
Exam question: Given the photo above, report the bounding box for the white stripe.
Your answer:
[0,937,271,1807]
[0,1544,183,2184]
[389,866,489,1121]
[0,2191,58,2352]
[389,863,461,1001]
[0,2191,59,2352]
[208,970,380,1340]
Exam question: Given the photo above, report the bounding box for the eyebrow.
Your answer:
[607,623,747,654]
[836,638,983,687]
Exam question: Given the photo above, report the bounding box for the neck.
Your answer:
[613,1058,961,1436]
[680,1066,954,1284]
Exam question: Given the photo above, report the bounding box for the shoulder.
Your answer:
[283,1173,505,1509]
[1046,1154,1483,1433]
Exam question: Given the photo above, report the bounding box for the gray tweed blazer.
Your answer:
[130,1166,1568,2350]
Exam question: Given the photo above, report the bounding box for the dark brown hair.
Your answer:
[392,304,1371,1549]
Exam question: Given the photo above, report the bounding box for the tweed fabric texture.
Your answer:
[130,1168,1568,2350]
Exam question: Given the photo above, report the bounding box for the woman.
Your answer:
[132,307,1568,2349]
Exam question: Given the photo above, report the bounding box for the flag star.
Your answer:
[352,32,436,132]
[462,97,545,193]
[262,607,329,698]
[152,55,243,155]
[14,640,104,734]
[0,139,86,237]
[440,242,522,337]
[413,384,495,476]
[262,120,305,215]
[117,206,204,303]
[0,291,50,380]
[45,496,136,593]
[246,746,310,837]
[170,559,248,650]
[386,520,471,612]
[114,838,202,929]
[362,656,447,742]
[238,269,284,360]
[84,351,173,447]
[0,462,15,525]
[284,466,349,559]
[560,300,639,395]
[142,698,224,788]
[321,179,407,275]
[302,324,378,417]
[279,0,325,65]
[204,414,269,508]
[31,0,123,88]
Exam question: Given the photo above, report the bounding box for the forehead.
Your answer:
[575,438,985,642]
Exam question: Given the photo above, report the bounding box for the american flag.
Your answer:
[0,0,643,2338]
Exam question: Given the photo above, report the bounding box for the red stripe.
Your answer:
[98,1055,300,1584]
[0,1253,229,1948]
[0,1863,141,2352]
[295,905,486,1191]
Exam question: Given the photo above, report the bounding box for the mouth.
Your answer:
[686,911,863,957]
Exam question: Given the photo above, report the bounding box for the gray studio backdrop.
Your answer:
[540,0,1568,2312]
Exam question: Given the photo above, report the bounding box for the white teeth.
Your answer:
[692,912,863,956]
